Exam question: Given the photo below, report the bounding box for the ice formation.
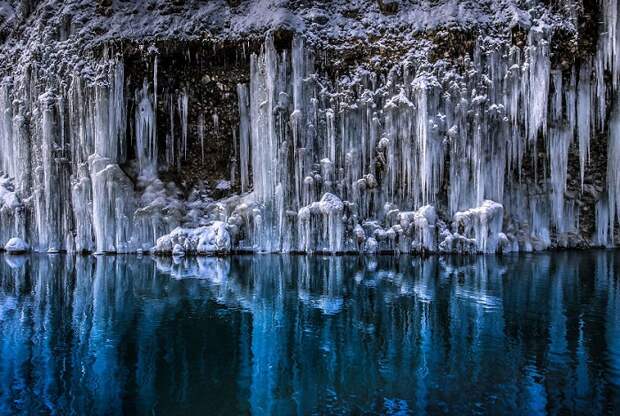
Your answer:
[0,1,618,254]
[4,237,29,253]
[154,222,231,255]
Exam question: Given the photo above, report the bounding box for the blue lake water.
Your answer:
[0,252,619,415]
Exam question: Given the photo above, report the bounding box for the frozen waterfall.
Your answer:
[0,2,619,255]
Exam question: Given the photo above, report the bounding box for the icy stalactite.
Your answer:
[577,63,592,187]
[237,84,250,193]
[547,126,570,227]
[526,27,550,146]
[38,91,66,252]
[135,81,157,177]
[596,197,611,247]
[246,35,294,252]
[600,0,619,88]
[397,205,438,252]
[607,92,620,247]
[547,71,570,228]
[178,89,189,162]
[0,176,23,247]
[298,192,344,253]
[0,81,15,179]
[449,200,504,254]
[601,0,620,248]
[229,28,612,254]
[89,155,135,253]
[71,163,94,253]
[197,113,205,164]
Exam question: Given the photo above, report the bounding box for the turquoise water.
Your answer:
[0,252,619,415]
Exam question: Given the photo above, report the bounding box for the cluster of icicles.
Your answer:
[0,3,619,254]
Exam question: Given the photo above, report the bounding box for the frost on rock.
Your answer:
[4,237,29,253]
[0,175,23,247]
[397,205,438,252]
[444,200,505,254]
[154,222,231,255]
[298,192,345,253]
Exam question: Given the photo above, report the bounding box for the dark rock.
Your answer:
[96,0,113,16]
[378,0,399,14]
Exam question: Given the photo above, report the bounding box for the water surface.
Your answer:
[0,252,619,415]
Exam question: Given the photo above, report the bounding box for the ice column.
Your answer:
[237,84,250,193]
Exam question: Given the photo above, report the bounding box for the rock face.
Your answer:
[0,0,617,254]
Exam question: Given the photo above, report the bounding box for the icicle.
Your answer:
[548,127,570,226]
[89,155,135,253]
[600,0,619,87]
[212,112,219,131]
[326,109,336,169]
[414,77,432,203]
[71,163,94,252]
[237,84,250,193]
[178,89,189,161]
[607,91,620,245]
[450,200,505,253]
[595,197,611,247]
[6,24,620,255]
[112,62,126,162]
[577,62,592,187]
[526,28,550,144]
[154,54,158,127]
[135,81,157,177]
[198,112,205,164]
[38,91,61,252]
[547,71,570,227]
[168,97,176,168]
[0,80,14,177]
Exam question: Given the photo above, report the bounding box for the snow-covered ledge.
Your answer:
[4,237,30,254]
[153,222,231,256]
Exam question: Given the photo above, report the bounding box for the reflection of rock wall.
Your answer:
[1,253,618,414]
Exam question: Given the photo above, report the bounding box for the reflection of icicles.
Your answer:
[154,256,231,282]
[606,262,620,389]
